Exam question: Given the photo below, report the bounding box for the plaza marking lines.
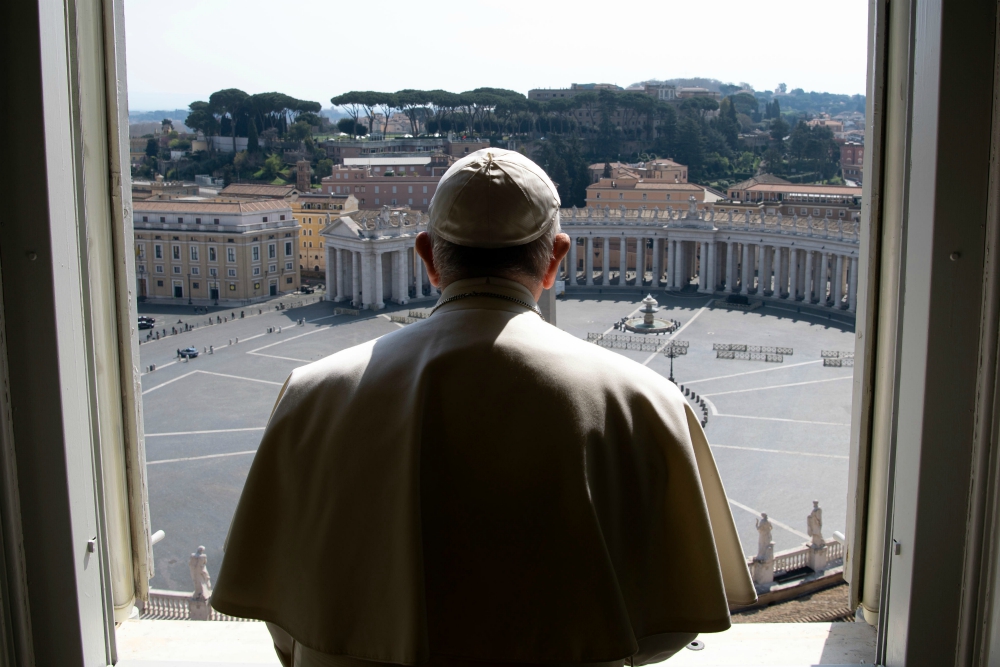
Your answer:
[141,370,283,395]
[701,376,853,398]
[141,371,198,395]
[145,426,266,438]
[146,449,258,466]
[245,326,337,361]
[727,499,810,540]
[642,299,714,366]
[713,414,851,427]
[710,443,849,460]
[682,360,824,385]
[379,313,406,329]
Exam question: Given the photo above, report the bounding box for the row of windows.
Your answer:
[372,185,428,194]
[139,242,294,261]
[139,215,286,224]
[146,261,294,277]
[150,276,295,289]
[595,192,673,200]
[373,198,428,206]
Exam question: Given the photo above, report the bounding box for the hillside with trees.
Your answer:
[131,82,859,201]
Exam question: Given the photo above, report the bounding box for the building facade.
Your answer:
[726,176,862,218]
[321,208,434,310]
[290,192,359,273]
[133,199,300,303]
[840,142,864,184]
[559,200,861,312]
[586,178,718,211]
[320,154,454,211]
[323,137,489,163]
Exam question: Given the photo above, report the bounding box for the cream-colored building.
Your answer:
[586,177,719,211]
[290,192,359,273]
[133,199,300,303]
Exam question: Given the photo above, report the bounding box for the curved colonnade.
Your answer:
[319,201,861,313]
[561,203,861,313]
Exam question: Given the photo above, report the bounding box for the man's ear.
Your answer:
[542,233,571,290]
[415,232,441,287]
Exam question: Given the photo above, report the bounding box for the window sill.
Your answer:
[115,620,876,666]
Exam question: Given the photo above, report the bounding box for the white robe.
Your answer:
[212,276,756,666]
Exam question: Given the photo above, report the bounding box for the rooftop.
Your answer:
[133,199,292,215]
[218,184,297,198]
[343,157,433,166]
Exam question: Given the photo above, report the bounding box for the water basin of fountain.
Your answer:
[622,294,677,334]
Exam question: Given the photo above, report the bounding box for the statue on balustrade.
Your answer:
[755,513,774,562]
[213,148,756,667]
[807,500,825,547]
[189,545,212,600]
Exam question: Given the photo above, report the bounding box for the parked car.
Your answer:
[137,316,155,330]
[300,285,314,294]
[178,347,199,359]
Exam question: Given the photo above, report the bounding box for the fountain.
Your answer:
[622,294,677,334]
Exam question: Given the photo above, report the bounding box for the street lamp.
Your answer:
[662,340,689,384]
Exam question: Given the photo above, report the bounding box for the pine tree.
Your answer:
[247,120,259,153]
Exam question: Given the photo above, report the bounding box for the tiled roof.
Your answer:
[133,199,292,214]
[745,184,863,195]
[219,184,297,197]
[729,174,792,190]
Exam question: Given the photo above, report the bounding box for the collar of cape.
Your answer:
[431,276,542,317]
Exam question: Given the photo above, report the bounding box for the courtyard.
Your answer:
[138,291,855,592]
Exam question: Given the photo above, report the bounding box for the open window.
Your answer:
[2,0,1000,664]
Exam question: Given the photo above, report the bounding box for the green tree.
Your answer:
[208,88,249,146]
[145,138,158,159]
[260,153,283,181]
[316,159,334,178]
[673,115,705,178]
[184,101,220,139]
[288,121,311,141]
[247,119,259,152]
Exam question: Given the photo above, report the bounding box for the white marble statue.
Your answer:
[755,513,773,562]
[807,500,824,547]
[189,545,212,599]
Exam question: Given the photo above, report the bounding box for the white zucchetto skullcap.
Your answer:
[428,148,561,249]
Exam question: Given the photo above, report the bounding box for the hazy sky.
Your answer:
[125,0,869,111]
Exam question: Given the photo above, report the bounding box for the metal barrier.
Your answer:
[824,357,855,367]
[334,307,360,316]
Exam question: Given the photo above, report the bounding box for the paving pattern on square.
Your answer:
[139,293,855,590]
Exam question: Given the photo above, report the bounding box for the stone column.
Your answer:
[668,240,676,288]
[602,237,610,285]
[710,241,718,292]
[789,249,798,300]
[820,252,830,305]
[374,251,385,309]
[414,249,423,299]
[568,236,577,285]
[728,241,738,292]
[651,239,661,288]
[389,252,403,303]
[637,237,646,288]
[771,245,781,296]
[778,247,787,298]
[585,236,594,286]
[351,251,360,306]
[324,246,335,301]
[804,251,814,303]
[849,256,859,312]
[358,251,371,308]
[834,254,844,308]
[740,243,750,295]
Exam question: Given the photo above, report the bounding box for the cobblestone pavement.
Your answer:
[731,582,854,623]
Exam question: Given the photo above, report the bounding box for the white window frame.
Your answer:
[8,0,1000,663]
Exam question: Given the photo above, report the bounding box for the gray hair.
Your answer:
[429,213,562,287]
